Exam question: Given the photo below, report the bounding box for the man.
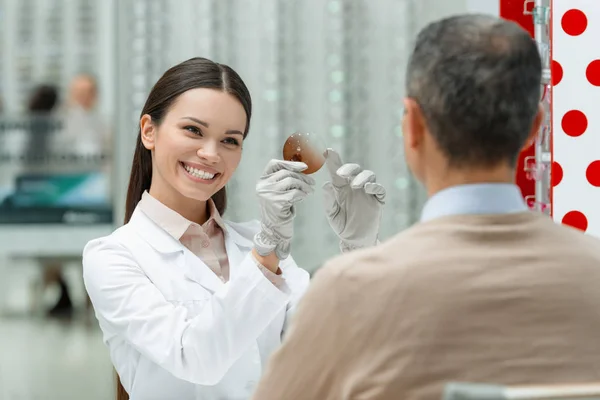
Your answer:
[62,73,111,155]
[252,14,600,400]
[69,73,97,111]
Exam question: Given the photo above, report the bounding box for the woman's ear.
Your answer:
[140,114,156,150]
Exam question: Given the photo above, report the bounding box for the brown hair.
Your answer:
[117,57,252,399]
[28,84,59,112]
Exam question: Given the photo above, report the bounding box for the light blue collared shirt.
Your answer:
[420,183,528,222]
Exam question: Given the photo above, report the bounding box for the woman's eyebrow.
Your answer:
[181,116,243,136]
[181,116,209,127]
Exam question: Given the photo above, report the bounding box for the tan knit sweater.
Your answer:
[253,212,600,400]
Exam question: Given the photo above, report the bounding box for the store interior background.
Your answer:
[0,0,498,398]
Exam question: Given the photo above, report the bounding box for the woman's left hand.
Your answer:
[322,148,386,252]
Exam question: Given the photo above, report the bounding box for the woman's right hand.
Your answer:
[253,159,315,260]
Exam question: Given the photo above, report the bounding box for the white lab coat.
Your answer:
[83,207,310,400]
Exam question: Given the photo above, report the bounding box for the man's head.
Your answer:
[69,74,98,110]
[402,14,543,193]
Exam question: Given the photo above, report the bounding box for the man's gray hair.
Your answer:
[406,14,542,167]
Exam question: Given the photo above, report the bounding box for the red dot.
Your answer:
[586,160,600,187]
[561,9,588,36]
[552,60,563,86]
[562,211,588,232]
[552,161,563,186]
[561,110,588,137]
[586,60,600,86]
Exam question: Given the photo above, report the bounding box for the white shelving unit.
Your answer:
[0,0,117,313]
[0,0,115,118]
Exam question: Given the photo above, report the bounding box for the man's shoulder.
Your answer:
[321,213,600,275]
[536,214,600,258]
[319,224,428,279]
[320,212,600,277]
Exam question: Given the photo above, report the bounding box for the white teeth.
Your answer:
[183,164,216,180]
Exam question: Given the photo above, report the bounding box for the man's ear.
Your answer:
[140,114,156,150]
[523,103,545,150]
[402,97,426,150]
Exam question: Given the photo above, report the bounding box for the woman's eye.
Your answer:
[184,126,201,135]
[223,137,240,146]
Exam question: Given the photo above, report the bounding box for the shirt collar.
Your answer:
[206,197,227,232]
[138,191,226,240]
[420,183,528,223]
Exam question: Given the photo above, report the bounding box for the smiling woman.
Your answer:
[138,87,247,224]
[81,56,387,400]
[126,59,252,225]
[81,57,318,400]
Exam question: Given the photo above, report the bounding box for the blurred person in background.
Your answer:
[252,13,600,400]
[82,57,386,400]
[69,73,97,111]
[61,73,111,157]
[26,84,59,160]
[27,84,59,112]
[24,84,75,318]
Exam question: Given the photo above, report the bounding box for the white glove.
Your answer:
[322,148,386,252]
[254,159,315,259]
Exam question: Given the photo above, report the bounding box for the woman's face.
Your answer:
[141,88,247,207]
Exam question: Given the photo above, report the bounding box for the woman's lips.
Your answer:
[180,162,221,182]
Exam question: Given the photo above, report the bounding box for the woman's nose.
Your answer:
[197,142,220,164]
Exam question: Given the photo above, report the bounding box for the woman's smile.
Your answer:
[180,161,221,183]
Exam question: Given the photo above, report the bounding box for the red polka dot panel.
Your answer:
[552,162,563,187]
[586,60,600,86]
[561,110,587,137]
[552,2,600,239]
[586,160,600,187]
[561,9,588,36]
[561,211,588,232]
[552,60,564,86]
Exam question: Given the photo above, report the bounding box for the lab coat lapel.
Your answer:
[223,222,254,281]
[131,208,224,293]
[180,247,224,293]
[224,234,244,280]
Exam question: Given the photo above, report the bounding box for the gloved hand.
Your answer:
[322,148,386,252]
[254,159,316,259]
